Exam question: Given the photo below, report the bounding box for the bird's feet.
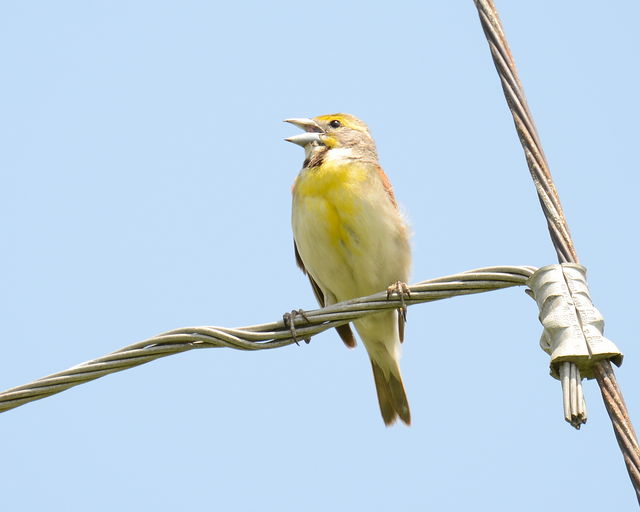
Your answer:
[283,309,311,345]
[386,281,411,321]
[387,281,411,342]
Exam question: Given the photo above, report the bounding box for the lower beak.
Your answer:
[285,132,322,147]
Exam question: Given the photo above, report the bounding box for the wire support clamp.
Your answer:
[527,264,623,428]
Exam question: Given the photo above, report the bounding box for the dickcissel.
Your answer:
[285,113,412,426]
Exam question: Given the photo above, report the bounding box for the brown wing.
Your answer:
[375,164,407,342]
[375,164,398,209]
[294,241,356,348]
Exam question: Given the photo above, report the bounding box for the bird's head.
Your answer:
[285,113,378,164]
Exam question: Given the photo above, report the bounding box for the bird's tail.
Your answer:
[371,358,411,426]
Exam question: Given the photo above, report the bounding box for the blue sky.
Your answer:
[2,1,639,510]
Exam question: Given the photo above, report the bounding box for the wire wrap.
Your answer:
[528,264,623,378]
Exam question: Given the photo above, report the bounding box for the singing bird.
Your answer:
[285,113,412,426]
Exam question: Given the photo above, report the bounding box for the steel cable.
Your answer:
[474,0,640,502]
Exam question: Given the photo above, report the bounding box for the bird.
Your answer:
[285,113,412,426]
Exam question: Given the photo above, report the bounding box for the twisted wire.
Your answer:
[474,0,577,264]
[0,266,535,414]
[474,0,640,502]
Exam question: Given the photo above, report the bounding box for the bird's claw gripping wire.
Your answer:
[386,281,411,321]
[283,309,311,345]
[387,281,411,342]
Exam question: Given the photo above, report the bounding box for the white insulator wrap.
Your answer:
[527,264,623,379]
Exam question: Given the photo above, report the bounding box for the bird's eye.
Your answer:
[329,119,342,128]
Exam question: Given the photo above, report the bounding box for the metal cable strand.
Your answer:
[474,2,577,264]
[0,266,535,414]
[474,0,640,501]
[594,361,640,502]
[476,0,587,429]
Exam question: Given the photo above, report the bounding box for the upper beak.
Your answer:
[284,118,324,147]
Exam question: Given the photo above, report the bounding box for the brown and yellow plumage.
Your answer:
[286,113,412,425]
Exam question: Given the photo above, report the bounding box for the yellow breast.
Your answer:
[294,159,369,199]
[292,158,410,301]
[293,160,371,252]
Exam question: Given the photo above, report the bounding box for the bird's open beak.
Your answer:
[284,118,325,147]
